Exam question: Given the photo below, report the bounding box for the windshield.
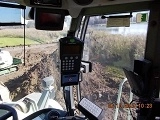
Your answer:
[81,11,148,119]
[0,3,149,119]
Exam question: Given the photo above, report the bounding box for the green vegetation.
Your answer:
[104,66,124,79]
[87,30,146,87]
[0,37,39,47]
[89,30,146,70]
[0,28,66,44]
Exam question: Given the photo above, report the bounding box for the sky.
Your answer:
[0,7,21,23]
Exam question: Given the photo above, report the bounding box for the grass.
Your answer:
[0,37,40,47]
[0,28,67,44]
[89,30,146,69]
[104,65,125,79]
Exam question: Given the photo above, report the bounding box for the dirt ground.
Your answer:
[0,44,134,119]
[0,44,66,108]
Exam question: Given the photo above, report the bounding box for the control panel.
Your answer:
[59,36,84,86]
[61,55,80,72]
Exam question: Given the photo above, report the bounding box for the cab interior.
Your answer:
[0,0,160,120]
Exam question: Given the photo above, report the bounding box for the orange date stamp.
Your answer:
[108,103,152,109]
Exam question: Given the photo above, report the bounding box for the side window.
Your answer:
[81,11,149,119]
[0,4,71,110]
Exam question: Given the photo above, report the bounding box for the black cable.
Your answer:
[63,87,69,114]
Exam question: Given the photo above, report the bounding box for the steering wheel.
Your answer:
[0,104,18,120]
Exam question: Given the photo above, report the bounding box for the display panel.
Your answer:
[39,13,62,27]
[63,45,80,54]
[35,8,65,30]
[61,74,79,86]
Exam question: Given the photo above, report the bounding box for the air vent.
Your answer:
[73,0,93,6]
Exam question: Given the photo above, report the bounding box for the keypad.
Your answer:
[79,98,102,117]
[61,56,79,71]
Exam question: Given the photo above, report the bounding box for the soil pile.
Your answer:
[81,63,131,119]
[1,44,65,108]
[0,44,134,119]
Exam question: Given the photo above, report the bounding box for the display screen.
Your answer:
[63,45,80,54]
[35,8,65,30]
[39,13,62,27]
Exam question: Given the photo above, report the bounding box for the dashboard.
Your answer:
[23,108,66,120]
[23,108,85,120]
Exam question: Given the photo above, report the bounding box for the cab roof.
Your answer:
[1,0,153,17]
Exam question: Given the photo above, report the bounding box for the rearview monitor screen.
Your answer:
[39,13,61,26]
[35,8,65,31]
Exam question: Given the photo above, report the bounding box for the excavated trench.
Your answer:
[1,45,133,119]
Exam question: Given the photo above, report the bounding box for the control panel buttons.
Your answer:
[70,57,73,59]
[65,57,68,60]
[61,55,80,72]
